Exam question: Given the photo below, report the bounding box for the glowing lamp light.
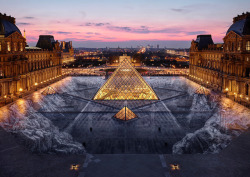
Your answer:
[225,88,229,91]
[207,81,209,84]
[240,95,242,98]
[170,164,180,171]
[19,88,23,92]
[35,82,38,86]
[70,164,79,171]
[246,97,249,100]
[4,95,7,98]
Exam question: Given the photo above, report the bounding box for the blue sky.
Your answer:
[1,0,250,48]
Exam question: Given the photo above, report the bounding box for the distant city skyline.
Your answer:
[1,0,250,48]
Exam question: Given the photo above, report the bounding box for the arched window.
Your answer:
[246,41,250,51]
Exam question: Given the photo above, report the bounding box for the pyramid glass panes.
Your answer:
[114,106,137,121]
[93,58,158,100]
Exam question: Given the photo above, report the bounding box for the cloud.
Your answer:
[86,32,101,35]
[171,8,186,12]
[186,31,208,35]
[57,31,72,34]
[16,22,32,26]
[107,25,183,34]
[171,8,191,13]
[23,16,35,19]
[81,22,110,26]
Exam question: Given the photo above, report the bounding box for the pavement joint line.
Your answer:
[0,146,19,153]
[159,154,167,168]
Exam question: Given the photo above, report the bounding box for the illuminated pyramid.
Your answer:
[41,86,57,95]
[93,58,158,100]
[114,106,137,121]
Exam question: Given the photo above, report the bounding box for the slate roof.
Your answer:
[0,19,22,37]
[226,18,250,36]
[195,35,214,50]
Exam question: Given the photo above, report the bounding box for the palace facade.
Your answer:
[190,12,250,104]
[0,13,73,99]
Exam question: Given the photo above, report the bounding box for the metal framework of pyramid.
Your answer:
[93,58,158,100]
[41,86,57,95]
[114,106,137,121]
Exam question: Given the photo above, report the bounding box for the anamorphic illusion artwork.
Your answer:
[41,86,57,95]
[93,58,158,100]
[114,106,137,121]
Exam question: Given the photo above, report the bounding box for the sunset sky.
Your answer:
[1,0,250,48]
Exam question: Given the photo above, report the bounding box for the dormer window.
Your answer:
[246,41,250,51]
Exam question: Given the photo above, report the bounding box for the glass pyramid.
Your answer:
[93,58,158,100]
[114,106,137,121]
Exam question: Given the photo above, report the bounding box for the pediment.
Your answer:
[224,31,242,41]
[6,31,25,40]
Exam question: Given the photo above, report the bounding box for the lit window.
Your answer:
[14,43,17,51]
[0,68,3,77]
[238,42,241,51]
[246,41,250,51]
[20,43,23,51]
[7,42,11,51]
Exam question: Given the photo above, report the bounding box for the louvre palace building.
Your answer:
[0,13,73,99]
[190,12,250,104]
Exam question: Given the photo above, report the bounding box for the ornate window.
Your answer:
[246,41,250,51]
[7,42,11,51]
